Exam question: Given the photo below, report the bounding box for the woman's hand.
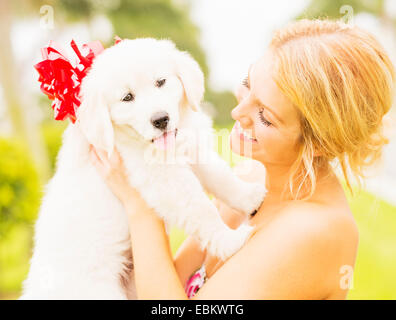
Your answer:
[88,145,138,205]
[89,145,185,299]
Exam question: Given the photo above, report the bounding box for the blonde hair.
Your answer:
[269,19,396,199]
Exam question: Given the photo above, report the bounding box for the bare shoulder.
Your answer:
[254,199,359,261]
[249,200,359,298]
[270,200,358,242]
[194,199,358,299]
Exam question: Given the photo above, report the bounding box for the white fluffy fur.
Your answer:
[20,38,266,299]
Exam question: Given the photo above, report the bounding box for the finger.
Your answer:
[89,148,110,178]
[110,148,122,166]
[94,148,112,172]
[89,146,102,168]
[95,148,108,164]
[89,145,100,162]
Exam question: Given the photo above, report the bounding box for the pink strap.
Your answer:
[184,265,207,298]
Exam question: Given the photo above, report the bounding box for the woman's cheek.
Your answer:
[255,126,274,148]
[272,136,301,164]
[255,128,285,161]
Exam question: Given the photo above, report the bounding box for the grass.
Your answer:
[1,127,395,299]
[345,189,396,299]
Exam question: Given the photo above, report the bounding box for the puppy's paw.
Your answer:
[207,223,254,261]
[232,182,267,216]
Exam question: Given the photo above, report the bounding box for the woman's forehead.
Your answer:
[250,53,300,126]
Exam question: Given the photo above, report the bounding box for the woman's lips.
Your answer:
[232,121,258,143]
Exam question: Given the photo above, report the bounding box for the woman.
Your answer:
[89,19,395,299]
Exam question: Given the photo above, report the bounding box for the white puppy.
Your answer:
[21,38,266,299]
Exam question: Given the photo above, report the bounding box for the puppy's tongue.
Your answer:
[153,131,176,150]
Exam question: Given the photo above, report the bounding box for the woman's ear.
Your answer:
[76,77,114,158]
[173,48,204,111]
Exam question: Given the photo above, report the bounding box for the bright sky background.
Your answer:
[189,0,309,91]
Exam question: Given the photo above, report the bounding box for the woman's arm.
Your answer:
[173,235,206,288]
[125,194,188,299]
[173,197,246,287]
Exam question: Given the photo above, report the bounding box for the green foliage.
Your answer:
[106,0,208,76]
[0,124,65,297]
[297,0,385,20]
[0,137,40,296]
[205,89,238,127]
[0,138,41,238]
[346,189,396,299]
[0,224,32,296]
[23,0,208,77]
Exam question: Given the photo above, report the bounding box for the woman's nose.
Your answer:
[231,101,253,127]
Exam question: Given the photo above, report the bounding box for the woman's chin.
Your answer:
[229,137,240,155]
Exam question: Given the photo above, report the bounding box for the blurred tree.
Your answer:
[0,137,41,297]
[0,1,51,181]
[297,0,385,20]
[205,90,237,127]
[0,138,40,238]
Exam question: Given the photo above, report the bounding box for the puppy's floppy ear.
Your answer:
[76,77,114,157]
[174,49,204,111]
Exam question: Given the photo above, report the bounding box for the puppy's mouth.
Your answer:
[151,128,178,150]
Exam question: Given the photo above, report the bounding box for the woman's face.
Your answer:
[230,50,302,167]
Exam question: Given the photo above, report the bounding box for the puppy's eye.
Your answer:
[155,78,166,88]
[122,93,134,102]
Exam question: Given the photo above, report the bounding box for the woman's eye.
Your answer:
[242,76,250,89]
[122,93,134,102]
[156,78,166,88]
[259,108,272,127]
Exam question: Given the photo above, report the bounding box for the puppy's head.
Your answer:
[77,38,204,155]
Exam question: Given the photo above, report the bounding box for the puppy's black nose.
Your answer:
[151,111,169,131]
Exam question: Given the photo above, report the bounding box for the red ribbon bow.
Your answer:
[34,40,105,123]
